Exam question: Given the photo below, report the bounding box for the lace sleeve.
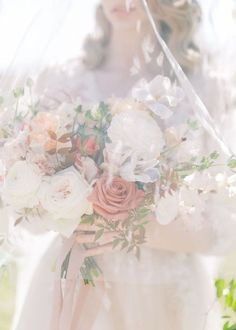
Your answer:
[34,59,89,110]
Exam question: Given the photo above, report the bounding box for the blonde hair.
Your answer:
[83,0,202,71]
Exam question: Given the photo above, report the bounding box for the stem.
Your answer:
[14,99,19,119]
[160,140,185,158]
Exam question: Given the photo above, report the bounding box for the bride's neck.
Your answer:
[103,27,145,72]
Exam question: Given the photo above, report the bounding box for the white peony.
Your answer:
[106,109,164,182]
[38,167,92,237]
[2,161,42,210]
[132,75,184,120]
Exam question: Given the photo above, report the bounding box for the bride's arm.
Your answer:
[145,215,217,255]
[146,199,236,255]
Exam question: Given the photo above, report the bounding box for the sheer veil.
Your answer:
[0,0,99,88]
[1,1,236,330]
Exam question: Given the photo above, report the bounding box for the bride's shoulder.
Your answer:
[35,58,93,108]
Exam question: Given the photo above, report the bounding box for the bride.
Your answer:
[14,1,235,329]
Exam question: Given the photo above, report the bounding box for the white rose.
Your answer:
[39,167,92,237]
[106,109,164,182]
[0,207,10,236]
[3,161,41,209]
[2,131,28,168]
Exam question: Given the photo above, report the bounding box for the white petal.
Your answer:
[155,193,179,225]
[149,102,173,119]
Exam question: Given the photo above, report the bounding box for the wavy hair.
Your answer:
[82,0,202,71]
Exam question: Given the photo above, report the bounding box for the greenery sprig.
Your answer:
[215,278,236,330]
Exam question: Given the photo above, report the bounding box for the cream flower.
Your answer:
[106,109,164,182]
[38,167,92,237]
[110,98,147,115]
[132,75,184,119]
[3,161,42,209]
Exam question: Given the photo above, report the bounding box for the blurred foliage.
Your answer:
[215,278,236,330]
[0,257,16,330]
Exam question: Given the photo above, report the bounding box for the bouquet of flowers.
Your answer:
[0,76,236,285]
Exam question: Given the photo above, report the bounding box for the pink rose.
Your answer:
[83,136,99,156]
[88,175,145,221]
[76,136,99,156]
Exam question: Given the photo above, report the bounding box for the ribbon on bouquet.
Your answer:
[50,233,106,330]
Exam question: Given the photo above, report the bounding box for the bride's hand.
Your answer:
[76,223,117,257]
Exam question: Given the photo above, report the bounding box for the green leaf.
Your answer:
[226,293,234,307]
[94,228,104,241]
[80,215,95,225]
[224,321,230,330]
[228,157,236,169]
[121,241,129,250]
[230,279,236,290]
[127,245,135,253]
[136,207,150,220]
[215,279,225,298]
[26,77,34,87]
[210,151,219,160]
[75,105,82,113]
[13,87,24,98]
[91,267,99,278]
[112,239,121,249]
[228,324,236,330]
[187,119,199,130]
[85,110,94,121]
[14,217,24,226]
[98,102,109,116]
[135,246,141,260]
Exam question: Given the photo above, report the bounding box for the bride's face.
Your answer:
[101,0,147,30]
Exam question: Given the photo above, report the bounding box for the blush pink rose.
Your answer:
[83,136,99,156]
[75,136,99,156]
[88,175,145,221]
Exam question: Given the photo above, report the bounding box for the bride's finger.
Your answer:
[84,243,114,257]
[76,231,117,245]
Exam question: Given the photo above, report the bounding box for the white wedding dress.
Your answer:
[13,59,235,330]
